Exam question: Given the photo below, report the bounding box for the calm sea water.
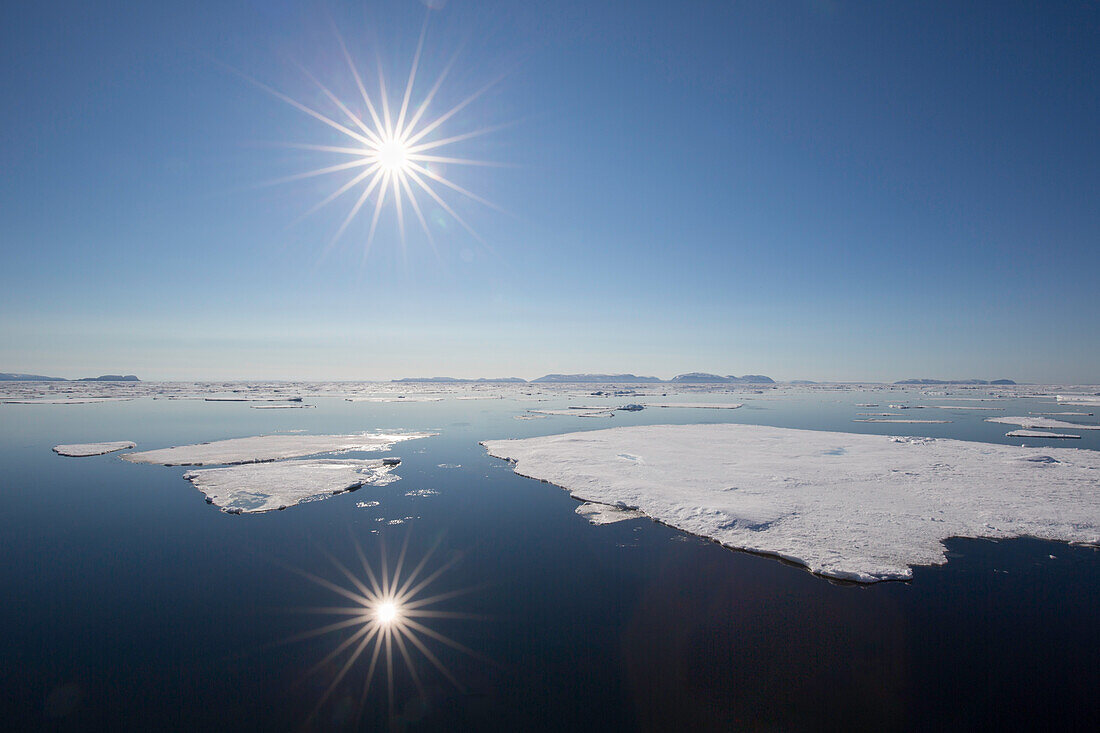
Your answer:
[2,391,1098,731]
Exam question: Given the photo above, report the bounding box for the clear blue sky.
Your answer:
[2,0,1097,382]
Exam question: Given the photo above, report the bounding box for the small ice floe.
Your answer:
[436,463,461,468]
[855,403,879,407]
[575,502,644,525]
[514,414,548,420]
[644,402,744,409]
[1005,430,1081,439]
[929,405,1003,411]
[1030,411,1093,416]
[122,432,433,466]
[529,409,615,418]
[856,412,902,416]
[1056,395,1100,406]
[356,500,381,508]
[482,424,1100,582]
[404,489,439,497]
[53,441,136,457]
[618,404,645,411]
[854,419,951,424]
[183,459,401,514]
[3,397,133,405]
[250,403,314,409]
[987,416,1100,431]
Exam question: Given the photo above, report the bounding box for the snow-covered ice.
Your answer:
[853,418,951,424]
[1057,395,1100,406]
[645,402,744,409]
[182,459,400,513]
[575,501,645,525]
[53,441,137,457]
[123,432,433,466]
[1005,430,1080,439]
[987,416,1100,431]
[482,424,1100,582]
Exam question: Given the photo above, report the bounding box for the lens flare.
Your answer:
[279,533,485,726]
[246,22,507,260]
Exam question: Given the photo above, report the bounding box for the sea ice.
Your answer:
[575,501,645,525]
[1005,431,1080,439]
[482,424,1100,582]
[853,419,951,424]
[182,459,400,513]
[53,441,137,457]
[987,416,1100,431]
[122,432,433,466]
[644,402,744,409]
[1056,395,1100,406]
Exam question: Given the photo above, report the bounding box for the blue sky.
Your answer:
[2,0,1097,382]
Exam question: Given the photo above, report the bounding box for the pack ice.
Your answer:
[482,424,1100,582]
[183,459,400,513]
[122,433,433,466]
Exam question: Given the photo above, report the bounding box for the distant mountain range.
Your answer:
[894,378,1016,385]
[392,373,777,384]
[669,372,776,384]
[0,373,140,382]
[392,377,526,383]
[531,374,664,383]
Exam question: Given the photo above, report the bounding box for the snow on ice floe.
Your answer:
[987,416,1100,431]
[1056,395,1100,406]
[575,501,645,525]
[53,441,136,457]
[854,418,951,424]
[1005,430,1081,439]
[182,459,400,513]
[481,424,1100,582]
[644,402,744,409]
[122,432,433,466]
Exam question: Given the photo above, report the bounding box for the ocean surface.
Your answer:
[2,388,1098,730]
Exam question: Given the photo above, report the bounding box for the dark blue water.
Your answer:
[2,392,1098,730]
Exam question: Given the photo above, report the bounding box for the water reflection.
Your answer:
[282,533,483,725]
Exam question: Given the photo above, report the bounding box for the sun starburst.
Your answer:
[248,24,505,260]
[280,533,485,725]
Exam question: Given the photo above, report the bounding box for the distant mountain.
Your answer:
[531,374,662,383]
[738,375,776,384]
[0,373,66,381]
[393,377,526,383]
[894,378,1015,385]
[670,373,776,384]
[77,375,140,382]
[670,373,732,383]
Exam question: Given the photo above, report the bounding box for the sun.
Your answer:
[374,599,399,624]
[246,24,505,258]
[280,534,485,726]
[374,139,410,174]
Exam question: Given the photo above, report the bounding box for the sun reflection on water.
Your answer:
[281,533,484,725]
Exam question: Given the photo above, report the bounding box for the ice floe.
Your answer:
[853,419,951,424]
[987,416,1100,431]
[482,424,1100,582]
[1005,430,1080,439]
[122,432,433,466]
[1056,395,1100,406]
[644,402,744,409]
[575,501,645,525]
[53,441,136,457]
[182,459,400,513]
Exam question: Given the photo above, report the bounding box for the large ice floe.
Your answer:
[182,459,400,513]
[53,441,136,457]
[122,433,433,466]
[482,424,1100,582]
[987,416,1100,431]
